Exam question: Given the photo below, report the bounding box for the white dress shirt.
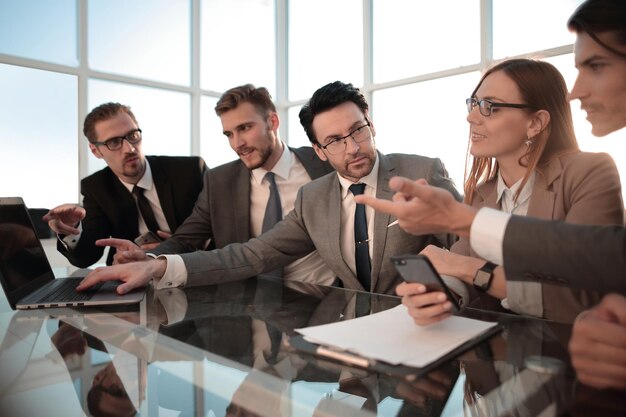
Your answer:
[471,171,543,317]
[156,144,335,289]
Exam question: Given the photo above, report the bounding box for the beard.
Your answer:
[338,151,375,182]
[241,145,273,170]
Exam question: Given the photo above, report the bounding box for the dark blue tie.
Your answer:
[132,185,159,234]
[349,183,371,291]
[262,172,283,277]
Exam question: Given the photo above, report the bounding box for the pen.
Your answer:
[316,346,373,368]
[388,219,399,228]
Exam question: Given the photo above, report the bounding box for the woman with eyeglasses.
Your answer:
[398,58,623,324]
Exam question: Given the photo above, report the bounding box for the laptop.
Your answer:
[0,197,145,310]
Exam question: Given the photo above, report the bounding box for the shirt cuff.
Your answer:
[155,288,188,325]
[470,207,510,265]
[154,254,188,290]
[502,281,543,318]
[59,222,83,250]
[441,274,469,308]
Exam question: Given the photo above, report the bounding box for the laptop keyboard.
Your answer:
[37,279,104,303]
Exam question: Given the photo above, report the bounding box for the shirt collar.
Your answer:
[251,141,291,184]
[496,170,535,205]
[339,153,380,198]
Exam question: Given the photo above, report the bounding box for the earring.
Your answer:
[525,134,533,147]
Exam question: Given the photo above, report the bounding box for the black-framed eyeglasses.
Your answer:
[92,128,142,151]
[466,98,538,117]
[319,122,371,155]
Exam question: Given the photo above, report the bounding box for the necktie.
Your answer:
[349,183,371,291]
[262,172,283,277]
[132,185,159,234]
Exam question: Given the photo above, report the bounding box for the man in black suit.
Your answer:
[356,0,626,390]
[44,102,206,267]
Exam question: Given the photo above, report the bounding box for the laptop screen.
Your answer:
[0,197,55,307]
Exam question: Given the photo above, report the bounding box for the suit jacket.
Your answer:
[58,156,206,267]
[150,146,334,255]
[180,152,461,295]
[503,219,626,294]
[459,151,624,317]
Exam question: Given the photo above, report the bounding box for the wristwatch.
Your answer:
[473,261,498,292]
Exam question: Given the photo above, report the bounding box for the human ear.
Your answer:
[313,143,328,161]
[89,143,103,159]
[526,109,550,139]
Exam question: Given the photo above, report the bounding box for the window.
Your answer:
[373,72,481,190]
[200,95,237,168]
[1,1,624,207]
[287,105,309,148]
[373,0,480,82]
[288,0,363,101]
[493,0,583,59]
[201,0,276,93]
[0,0,78,66]
[88,79,192,174]
[0,64,78,207]
[89,0,191,86]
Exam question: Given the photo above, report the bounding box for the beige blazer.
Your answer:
[452,151,624,322]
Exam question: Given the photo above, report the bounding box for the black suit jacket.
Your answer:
[503,216,626,294]
[150,146,334,255]
[58,155,206,267]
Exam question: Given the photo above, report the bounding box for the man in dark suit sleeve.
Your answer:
[44,103,206,267]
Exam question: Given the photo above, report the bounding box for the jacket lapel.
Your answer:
[528,159,560,220]
[150,157,178,230]
[233,164,252,241]
[326,175,363,290]
[370,152,394,291]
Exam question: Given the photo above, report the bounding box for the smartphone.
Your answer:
[391,254,461,311]
[134,231,162,246]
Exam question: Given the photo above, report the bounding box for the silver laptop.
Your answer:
[0,197,145,310]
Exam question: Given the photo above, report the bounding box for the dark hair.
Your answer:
[568,0,626,57]
[83,102,138,143]
[465,59,579,204]
[87,385,136,417]
[299,81,369,145]
[215,84,276,118]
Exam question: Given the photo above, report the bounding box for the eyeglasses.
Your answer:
[466,98,537,117]
[92,128,142,151]
[320,122,372,155]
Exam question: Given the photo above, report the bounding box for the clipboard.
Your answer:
[287,322,502,380]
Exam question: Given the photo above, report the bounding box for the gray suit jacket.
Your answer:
[180,152,460,295]
[151,146,333,255]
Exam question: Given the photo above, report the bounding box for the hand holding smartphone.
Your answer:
[133,231,162,246]
[392,255,461,312]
